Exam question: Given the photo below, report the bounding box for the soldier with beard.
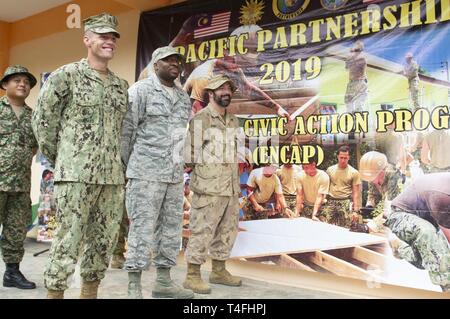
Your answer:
[183,75,242,294]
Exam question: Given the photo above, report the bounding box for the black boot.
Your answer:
[3,263,36,289]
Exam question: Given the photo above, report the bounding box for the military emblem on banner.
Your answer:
[240,0,265,25]
[193,11,231,39]
[321,0,348,11]
[272,0,310,21]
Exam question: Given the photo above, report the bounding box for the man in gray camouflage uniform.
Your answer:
[385,173,450,292]
[183,75,242,294]
[121,46,193,299]
[32,13,128,299]
[0,65,38,290]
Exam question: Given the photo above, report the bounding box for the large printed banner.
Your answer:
[137,0,450,160]
[137,0,450,292]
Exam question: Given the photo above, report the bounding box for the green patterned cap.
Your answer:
[83,13,120,38]
[0,65,37,90]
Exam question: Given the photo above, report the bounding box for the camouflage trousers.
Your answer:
[44,183,124,291]
[345,79,368,113]
[284,195,297,212]
[241,201,290,220]
[300,205,327,222]
[124,179,184,270]
[408,77,420,110]
[185,194,239,265]
[113,208,129,256]
[385,211,450,288]
[242,201,272,221]
[322,198,352,228]
[0,192,31,264]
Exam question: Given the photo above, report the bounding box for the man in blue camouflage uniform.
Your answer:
[0,65,38,290]
[122,46,193,299]
[32,13,129,299]
[386,173,450,292]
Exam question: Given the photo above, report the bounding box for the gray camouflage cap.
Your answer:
[205,74,237,92]
[83,13,120,38]
[152,46,184,64]
[0,65,37,90]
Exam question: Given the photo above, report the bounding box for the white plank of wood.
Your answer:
[231,218,386,258]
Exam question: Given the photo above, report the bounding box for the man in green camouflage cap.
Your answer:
[32,12,128,299]
[83,12,120,38]
[183,74,243,294]
[0,65,38,290]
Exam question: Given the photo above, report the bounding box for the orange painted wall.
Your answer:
[10,0,133,48]
[0,21,10,97]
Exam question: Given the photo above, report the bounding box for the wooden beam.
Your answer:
[222,258,448,299]
[289,95,320,120]
[303,251,374,281]
[351,246,387,269]
[279,254,315,272]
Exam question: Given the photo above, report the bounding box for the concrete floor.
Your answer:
[0,239,353,299]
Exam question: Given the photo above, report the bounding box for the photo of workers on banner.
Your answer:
[36,154,56,243]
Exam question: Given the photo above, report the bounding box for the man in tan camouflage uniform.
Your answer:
[32,13,129,299]
[121,46,193,299]
[345,41,368,113]
[244,165,288,220]
[403,52,420,110]
[421,129,450,173]
[276,150,302,217]
[0,65,38,290]
[183,75,242,294]
[324,145,361,228]
[295,155,330,221]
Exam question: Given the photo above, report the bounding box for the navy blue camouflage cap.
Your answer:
[0,65,37,90]
[83,13,120,38]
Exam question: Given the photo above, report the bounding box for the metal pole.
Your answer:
[442,61,449,82]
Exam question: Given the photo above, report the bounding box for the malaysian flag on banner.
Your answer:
[194,12,231,39]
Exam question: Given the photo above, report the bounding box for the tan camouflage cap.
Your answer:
[0,65,37,90]
[205,74,237,92]
[152,46,184,64]
[83,13,120,38]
